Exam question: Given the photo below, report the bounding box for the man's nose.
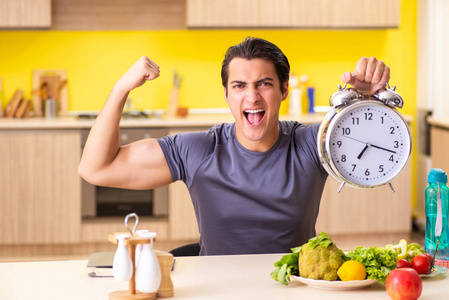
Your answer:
[245,86,260,103]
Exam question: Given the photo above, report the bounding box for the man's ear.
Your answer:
[224,86,229,103]
[281,81,289,101]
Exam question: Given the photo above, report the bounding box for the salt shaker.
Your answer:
[135,232,161,293]
[112,234,133,281]
[135,229,150,267]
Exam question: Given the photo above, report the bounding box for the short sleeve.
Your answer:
[157,130,216,186]
[293,122,325,172]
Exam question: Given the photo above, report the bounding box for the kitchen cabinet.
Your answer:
[187,0,400,28]
[167,129,201,241]
[0,0,51,28]
[430,125,449,172]
[168,181,200,240]
[51,0,185,30]
[316,161,411,235]
[0,130,81,245]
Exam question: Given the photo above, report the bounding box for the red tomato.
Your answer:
[386,268,422,300]
[397,259,412,269]
[412,254,431,275]
[422,253,433,262]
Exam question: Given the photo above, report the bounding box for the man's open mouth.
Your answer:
[244,109,265,126]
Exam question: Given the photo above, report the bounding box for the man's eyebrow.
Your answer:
[230,77,274,85]
[230,80,247,85]
[255,77,274,84]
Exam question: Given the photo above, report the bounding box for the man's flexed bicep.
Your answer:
[86,138,173,190]
[78,56,167,190]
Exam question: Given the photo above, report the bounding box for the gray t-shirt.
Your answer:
[158,121,327,255]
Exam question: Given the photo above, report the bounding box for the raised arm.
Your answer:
[78,56,173,190]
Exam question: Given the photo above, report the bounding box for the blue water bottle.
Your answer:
[424,168,449,260]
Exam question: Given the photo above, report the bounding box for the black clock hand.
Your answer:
[370,144,397,154]
[343,136,371,159]
[357,144,370,159]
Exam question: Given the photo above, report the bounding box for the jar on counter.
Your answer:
[44,98,56,119]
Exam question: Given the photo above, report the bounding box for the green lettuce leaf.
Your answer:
[346,246,397,284]
[271,251,299,285]
[308,232,333,249]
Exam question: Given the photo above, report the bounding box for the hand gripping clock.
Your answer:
[317,79,412,192]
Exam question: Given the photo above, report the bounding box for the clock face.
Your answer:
[326,101,411,187]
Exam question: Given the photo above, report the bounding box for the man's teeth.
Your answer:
[245,109,264,114]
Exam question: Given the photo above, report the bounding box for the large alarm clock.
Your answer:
[317,81,412,192]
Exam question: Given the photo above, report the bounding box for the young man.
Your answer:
[79,37,390,255]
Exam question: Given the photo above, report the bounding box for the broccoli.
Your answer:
[298,237,345,281]
[271,232,345,285]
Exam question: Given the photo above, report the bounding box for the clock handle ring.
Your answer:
[338,74,357,91]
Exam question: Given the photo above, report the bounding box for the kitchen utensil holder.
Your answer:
[108,231,174,299]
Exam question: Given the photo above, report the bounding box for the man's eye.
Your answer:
[233,84,244,89]
[259,82,272,87]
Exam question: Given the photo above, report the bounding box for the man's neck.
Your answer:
[234,122,280,152]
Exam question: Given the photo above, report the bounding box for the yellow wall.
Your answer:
[0,0,418,201]
[0,1,416,115]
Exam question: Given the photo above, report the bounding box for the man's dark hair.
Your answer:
[221,37,290,94]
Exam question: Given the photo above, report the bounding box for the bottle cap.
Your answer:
[428,168,448,183]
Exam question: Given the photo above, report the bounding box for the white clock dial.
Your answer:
[326,101,411,187]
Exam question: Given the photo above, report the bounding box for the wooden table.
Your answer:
[0,254,447,299]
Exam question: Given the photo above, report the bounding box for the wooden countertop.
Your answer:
[0,254,446,299]
[428,116,449,129]
[0,113,325,130]
[0,112,413,130]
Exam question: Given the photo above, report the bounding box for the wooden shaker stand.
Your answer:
[108,234,174,300]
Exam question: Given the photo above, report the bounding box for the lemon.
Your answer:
[337,260,367,281]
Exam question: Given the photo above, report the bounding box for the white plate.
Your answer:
[290,276,377,291]
[420,265,448,278]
